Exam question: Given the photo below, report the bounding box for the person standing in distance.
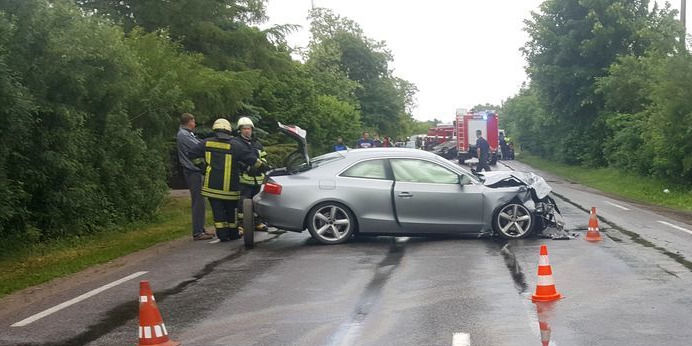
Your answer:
[475,129,491,172]
[176,113,212,240]
[357,132,375,148]
[334,136,348,151]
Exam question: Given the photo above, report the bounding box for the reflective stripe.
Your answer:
[139,326,143,338]
[201,187,240,197]
[162,323,168,335]
[537,275,555,286]
[154,325,163,337]
[144,326,152,339]
[140,296,148,303]
[538,255,549,266]
[204,151,211,189]
[206,141,231,150]
[214,222,229,228]
[223,154,232,191]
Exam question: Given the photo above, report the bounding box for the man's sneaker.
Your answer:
[255,223,268,232]
[194,233,214,240]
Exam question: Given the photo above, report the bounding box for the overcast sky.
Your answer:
[265,0,689,122]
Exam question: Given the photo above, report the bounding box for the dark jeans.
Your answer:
[209,198,239,241]
[183,169,206,237]
[477,155,491,172]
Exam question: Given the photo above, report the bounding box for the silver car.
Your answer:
[253,123,562,245]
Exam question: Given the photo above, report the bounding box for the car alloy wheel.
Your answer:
[496,203,533,239]
[309,204,354,244]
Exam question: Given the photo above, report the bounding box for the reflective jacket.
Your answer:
[238,136,267,186]
[189,133,260,200]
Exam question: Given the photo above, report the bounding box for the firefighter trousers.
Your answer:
[209,198,239,241]
[238,184,261,220]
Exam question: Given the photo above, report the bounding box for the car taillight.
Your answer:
[264,182,282,195]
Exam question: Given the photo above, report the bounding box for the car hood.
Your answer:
[480,171,552,199]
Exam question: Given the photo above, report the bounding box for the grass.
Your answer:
[0,196,196,298]
[518,153,692,212]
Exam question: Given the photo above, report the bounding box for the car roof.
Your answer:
[339,148,441,159]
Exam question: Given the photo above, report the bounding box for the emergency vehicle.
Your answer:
[426,124,455,145]
[455,110,499,165]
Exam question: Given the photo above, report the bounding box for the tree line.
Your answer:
[0,0,420,242]
[503,0,691,186]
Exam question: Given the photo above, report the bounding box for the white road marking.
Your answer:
[452,332,471,346]
[11,271,147,327]
[605,201,630,211]
[658,221,692,236]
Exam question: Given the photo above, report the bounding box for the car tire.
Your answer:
[243,199,254,249]
[306,202,357,245]
[493,202,534,239]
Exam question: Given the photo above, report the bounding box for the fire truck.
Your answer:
[455,110,499,165]
[426,124,455,144]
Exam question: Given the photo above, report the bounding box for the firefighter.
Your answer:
[236,117,269,232]
[189,118,266,242]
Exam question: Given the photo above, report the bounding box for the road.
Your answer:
[1,160,692,345]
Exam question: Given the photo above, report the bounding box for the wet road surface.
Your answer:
[1,161,692,345]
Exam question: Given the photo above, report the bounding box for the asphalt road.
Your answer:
[1,160,692,346]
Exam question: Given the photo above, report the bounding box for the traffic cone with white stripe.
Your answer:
[585,207,602,242]
[531,245,562,302]
[138,281,179,346]
[536,302,553,346]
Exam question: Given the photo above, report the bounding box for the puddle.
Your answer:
[499,243,528,294]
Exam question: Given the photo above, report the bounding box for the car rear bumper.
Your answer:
[253,194,306,232]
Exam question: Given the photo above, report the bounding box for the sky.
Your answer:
[264,0,690,122]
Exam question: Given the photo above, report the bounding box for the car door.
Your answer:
[336,159,399,233]
[390,158,485,234]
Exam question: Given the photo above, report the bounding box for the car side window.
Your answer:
[390,159,459,184]
[341,159,388,180]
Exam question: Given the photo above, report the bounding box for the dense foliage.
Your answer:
[0,0,420,241]
[503,0,691,185]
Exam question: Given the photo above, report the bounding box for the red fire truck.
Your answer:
[455,110,499,165]
[426,124,455,145]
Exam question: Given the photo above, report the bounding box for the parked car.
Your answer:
[252,123,562,245]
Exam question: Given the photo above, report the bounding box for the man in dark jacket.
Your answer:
[236,117,269,232]
[176,113,212,240]
[189,118,266,242]
[475,130,491,172]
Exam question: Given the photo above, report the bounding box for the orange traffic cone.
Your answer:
[531,245,563,302]
[585,207,602,242]
[536,303,552,346]
[138,281,180,346]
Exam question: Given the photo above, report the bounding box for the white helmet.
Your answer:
[237,117,254,129]
[212,118,232,133]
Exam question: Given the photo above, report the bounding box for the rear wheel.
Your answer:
[494,203,534,239]
[243,199,254,249]
[307,202,356,245]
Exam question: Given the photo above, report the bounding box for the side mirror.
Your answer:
[459,174,473,185]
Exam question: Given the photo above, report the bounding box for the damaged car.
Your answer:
[253,123,563,244]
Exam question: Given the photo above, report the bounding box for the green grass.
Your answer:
[518,153,692,212]
[0,196,196,298]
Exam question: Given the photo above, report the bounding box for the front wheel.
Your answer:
[243,199,254,249]
[306,202,357,245]
[494,203,534,239]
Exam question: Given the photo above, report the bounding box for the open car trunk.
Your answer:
[268,122,310,177]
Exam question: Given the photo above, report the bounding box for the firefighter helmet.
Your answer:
[212,118,232,133]
[237,117,254,129]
